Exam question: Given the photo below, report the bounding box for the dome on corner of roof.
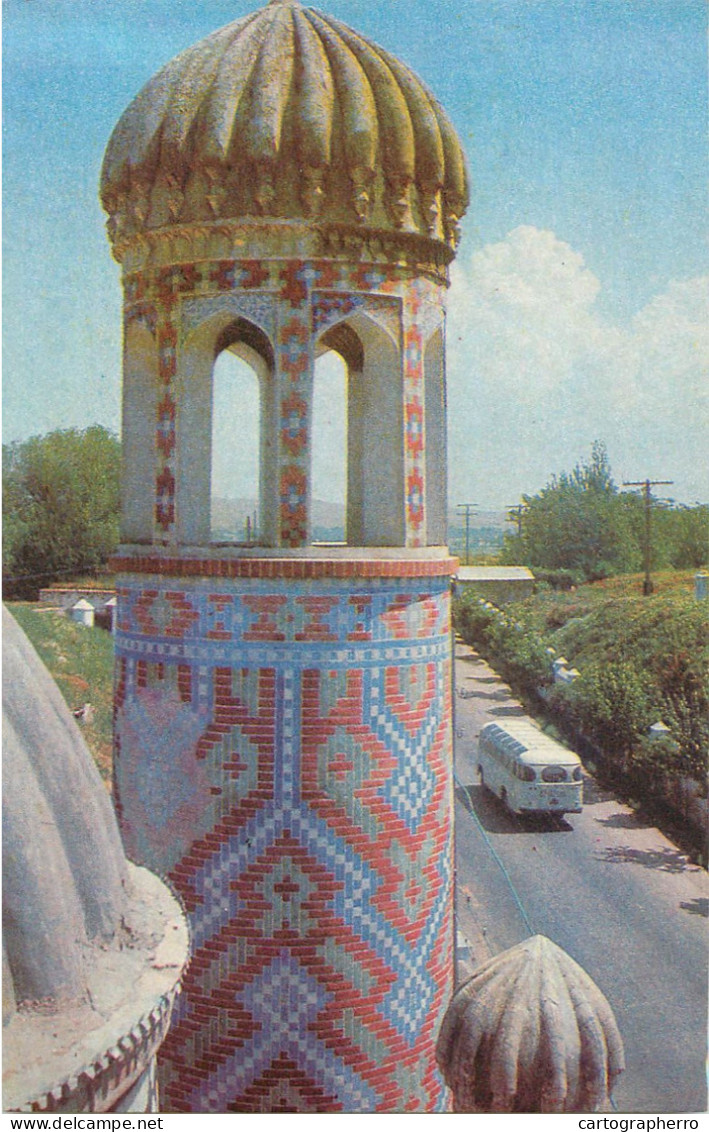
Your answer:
[436,935,625,1113]
[100,0,469,251]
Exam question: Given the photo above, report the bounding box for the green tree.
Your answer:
[2,426,120,597]
[499,442,638,582]
[609,495,707,576]
[662,504,709,569]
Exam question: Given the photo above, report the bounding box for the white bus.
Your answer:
[477,720,583,816]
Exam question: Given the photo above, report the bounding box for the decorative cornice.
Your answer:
[17,984,181,1115]
[113,217,454,285]
[110,550,459,580]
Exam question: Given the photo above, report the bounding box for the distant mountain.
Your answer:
[211,497,259,540]
[212,497,509,542]
[448,508,509,531]
[211,497,345,541]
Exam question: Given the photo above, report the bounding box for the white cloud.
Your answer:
[446,226,708,504]
[629,276,709,416]
[448,226,607,401]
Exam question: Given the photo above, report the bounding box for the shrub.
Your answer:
[626,733,707,798]
[559,660,654,760]
[490,624,554,697]
[454,594,553,698]
[658,694,709,785]
[532,567,584,591]
[453,593,497,650]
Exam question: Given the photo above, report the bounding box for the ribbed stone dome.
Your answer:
[100,0,469,252]
[436,936,625,1113]
[2,607,188,1112]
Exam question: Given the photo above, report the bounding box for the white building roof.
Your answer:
[456,566,534,581]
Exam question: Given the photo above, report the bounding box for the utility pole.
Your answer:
[457,503,477,566]
[506,504,526,537]
[623,478,673,595]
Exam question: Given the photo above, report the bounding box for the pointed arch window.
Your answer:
[316,315,404,548]
[211,351,261,544]
[311,350,347,543]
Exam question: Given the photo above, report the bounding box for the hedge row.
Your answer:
[454,595,553,701]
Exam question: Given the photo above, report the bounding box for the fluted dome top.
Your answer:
[436,936,625,1113]
[100,0,469,253]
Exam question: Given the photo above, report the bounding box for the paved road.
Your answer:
[453,640,709,1115]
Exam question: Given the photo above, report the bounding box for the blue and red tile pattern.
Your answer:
[113,568,454,1112]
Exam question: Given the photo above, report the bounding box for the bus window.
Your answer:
[542,766,568,783]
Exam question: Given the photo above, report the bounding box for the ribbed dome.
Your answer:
[2,607,188,1112]
[100,0,469,250]
[436,936,625,1113]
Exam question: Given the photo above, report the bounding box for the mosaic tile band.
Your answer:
[113,567,455,1112]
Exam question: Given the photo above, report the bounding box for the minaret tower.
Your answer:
[102,0,468,1112]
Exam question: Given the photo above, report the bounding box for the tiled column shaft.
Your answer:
[112,555,456,1113]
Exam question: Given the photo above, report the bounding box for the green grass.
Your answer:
[8,602,115,784]
[510,570,700,634]
[499,571,708,707]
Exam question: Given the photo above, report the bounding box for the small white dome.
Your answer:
[437,935,625,1113]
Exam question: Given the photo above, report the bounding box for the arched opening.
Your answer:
[210,350,261,543]
[178,313,275,547]
[317,314,404,548]
[312,350,347,543]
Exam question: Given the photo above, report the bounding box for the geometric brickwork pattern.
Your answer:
[122,257,444,549]
[113,571,454,1112]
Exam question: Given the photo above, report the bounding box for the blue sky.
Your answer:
[3,0,707,508]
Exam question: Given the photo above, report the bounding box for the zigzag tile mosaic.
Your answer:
[113,570,454,1112]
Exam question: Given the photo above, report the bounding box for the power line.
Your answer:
[456,503,477,565]
[622,478,674,595]
[454,770,535,938]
